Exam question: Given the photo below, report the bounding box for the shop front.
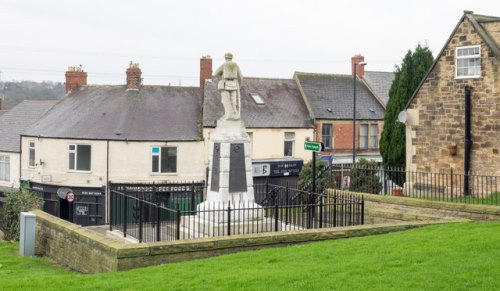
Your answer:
[26,181,105,226]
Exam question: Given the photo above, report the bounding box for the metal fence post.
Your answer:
[333,191,337,227]
[176,204,181,240]
[156,205,161,242]
[361,196,365,225]
[274,203,279,232]
[138,200,143,243]
[319,198,323,228]
[109,190,113,231]
[123,195,128,237]
[285,182,289,225]
[227,202,231,236]
[191,184,196,214]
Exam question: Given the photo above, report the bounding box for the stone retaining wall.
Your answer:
[358,192,500,221]
[32,209,466,273]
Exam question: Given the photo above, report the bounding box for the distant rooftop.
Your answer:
[25,85,203,141]
[294,72,385,120]
[0,100,57,152]
[203,77,312,128]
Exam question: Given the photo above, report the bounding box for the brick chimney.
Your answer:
[65,65,87,94]
[126,62,142,90]
[200,55,213,87]
[351,55,365,78]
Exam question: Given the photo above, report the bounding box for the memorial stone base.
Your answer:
[194,119,264,235]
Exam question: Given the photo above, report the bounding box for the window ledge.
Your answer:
[455,75,482,80]
[150,173,178,176]
[67,170,92,174]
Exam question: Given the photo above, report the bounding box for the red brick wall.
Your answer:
[126,67,142,90]
[65,71,87,93]
[334,123,356,150]
[351,55,365,78]
[200,56,212,87]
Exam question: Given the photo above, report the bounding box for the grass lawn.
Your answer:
[1,221,500,290]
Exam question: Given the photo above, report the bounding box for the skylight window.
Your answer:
[250,93,264,105]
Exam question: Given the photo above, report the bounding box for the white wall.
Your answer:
[20,137,206,188]
[0,151,20,189]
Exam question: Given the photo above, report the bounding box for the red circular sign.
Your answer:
[66,192,75,203]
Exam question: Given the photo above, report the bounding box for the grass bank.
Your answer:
[1,221,500,290]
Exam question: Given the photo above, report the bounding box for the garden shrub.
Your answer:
[1,189,43,241]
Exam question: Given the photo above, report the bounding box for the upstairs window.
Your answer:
[321,124,333,150]
[0,155,9,181]
[28,141,35,167]
[360,124,379,150]
[456,45,481,78]
[152,147,177,173]
[69,144,91,171]
[284,132,295,157]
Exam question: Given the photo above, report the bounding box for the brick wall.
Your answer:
[65,70,87,94]
[200,56,213,87]
[407,18,500,175]
[316,120,383,154]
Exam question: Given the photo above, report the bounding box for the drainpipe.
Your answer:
[464,85,473,196]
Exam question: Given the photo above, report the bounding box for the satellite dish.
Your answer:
[397,111,407,123]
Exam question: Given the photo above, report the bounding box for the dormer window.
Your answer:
[250,93,264,105]
[456,45,481,78]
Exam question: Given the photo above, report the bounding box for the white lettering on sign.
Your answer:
[252,163,271,177]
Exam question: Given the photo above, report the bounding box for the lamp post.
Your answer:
[352,62,367,165]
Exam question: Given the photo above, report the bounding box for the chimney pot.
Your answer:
[126,62,142,90]
[65,66,87,94]
[200,55,213,87]
[351,55,366,78]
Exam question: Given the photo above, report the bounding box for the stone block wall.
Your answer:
[407,17,500,175]
[34,210,120,273]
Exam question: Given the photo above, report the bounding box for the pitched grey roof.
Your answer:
[363,71,395,107]
[0,100,57,152]
[25,85,202,141]
[203,77,312,128]
[294,72,385,120]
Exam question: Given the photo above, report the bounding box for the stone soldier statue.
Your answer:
[214,53,243,121]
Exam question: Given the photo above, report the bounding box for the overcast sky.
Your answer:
[0,0,499,86]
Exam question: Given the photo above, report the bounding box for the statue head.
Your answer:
[224,52,234,60]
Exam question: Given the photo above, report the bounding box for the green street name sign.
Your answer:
[304,141,324,152]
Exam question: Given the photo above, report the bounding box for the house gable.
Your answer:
[405,11,500,175]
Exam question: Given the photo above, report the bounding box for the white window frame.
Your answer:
[28,141,35,168]
[455,45,481,79]
[284,132,295,157]
[151,146,178,174]
[321,123,333,150]
[68,144,92,172]
[0,155,10,181]
[360,124,379,150]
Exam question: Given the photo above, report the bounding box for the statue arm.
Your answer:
[237,66,243,86]
[214,65,223,78]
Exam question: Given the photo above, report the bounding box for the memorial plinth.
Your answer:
[197,119,263,223]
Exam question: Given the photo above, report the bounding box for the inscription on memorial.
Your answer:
[229,143,247,192]
[210,143,221,192]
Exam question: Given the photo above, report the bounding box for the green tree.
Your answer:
[298,159,331,192]
[380,44,433,184]
[349,159,383,194]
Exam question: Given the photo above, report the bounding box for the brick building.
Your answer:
[294,56,392,164]
[405,11,500,176]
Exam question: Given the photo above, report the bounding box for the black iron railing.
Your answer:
[330,164,500,205]
[109,182,364,243]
